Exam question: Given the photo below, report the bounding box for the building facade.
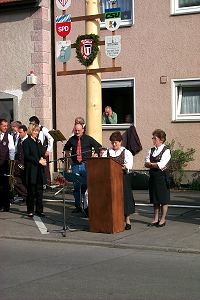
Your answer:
[0,0,200,174]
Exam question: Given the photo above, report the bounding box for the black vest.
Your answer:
[0,132,9,166]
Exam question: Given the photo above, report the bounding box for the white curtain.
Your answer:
[180,88,200,114]
[179,0,200,7]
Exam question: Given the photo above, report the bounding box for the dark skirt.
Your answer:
[149,169,170,205]
[123,173,135,216]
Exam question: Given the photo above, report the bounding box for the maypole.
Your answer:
[85,0,102,144]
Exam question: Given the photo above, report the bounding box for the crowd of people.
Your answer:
[0,114,171,231]
[0,116,53,217]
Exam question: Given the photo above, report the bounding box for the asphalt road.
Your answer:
[1,239,200,300]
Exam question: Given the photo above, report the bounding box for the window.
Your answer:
[0,98,13,123]
[100,0,134,27]
[172,79,200,121]
[171,0,200,15]
[102,78,135,128]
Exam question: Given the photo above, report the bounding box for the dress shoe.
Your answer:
[35,212,45,217]
[28,213,33,218]
[147,221,159,227]
[3,208,10,212]
[125,223,131,230]
[156,221,166,227]
[72,207,82,213]
[83,207,89,217]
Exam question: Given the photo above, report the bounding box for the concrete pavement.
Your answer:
[0,189,200,254]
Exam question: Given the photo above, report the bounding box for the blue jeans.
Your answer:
[71,163,87,207]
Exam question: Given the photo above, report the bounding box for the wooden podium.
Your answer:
[86,157,124,233]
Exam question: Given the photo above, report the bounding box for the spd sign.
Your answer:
[56,14,71,37]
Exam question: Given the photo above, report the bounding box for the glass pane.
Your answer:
[100,0,132,21]
[179,0,200,8]
[180,87,200,114]
[0,99,13,123]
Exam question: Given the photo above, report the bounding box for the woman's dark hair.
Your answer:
[152,129,166,142]
[29,116,40,125]
[109,131,123,142]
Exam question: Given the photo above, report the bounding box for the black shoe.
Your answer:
[83,207,89,217]
[156,222,166,228]
[28,213,34,218]
[3,208,10,212]
[72,207,82,213]
[147,221,159,227]
[125,223,131,230]
[35,212,45,217]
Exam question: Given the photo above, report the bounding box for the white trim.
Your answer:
[171,0,200,15]
[171,78,200,122]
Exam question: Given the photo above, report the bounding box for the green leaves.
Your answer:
[166,139,195,188]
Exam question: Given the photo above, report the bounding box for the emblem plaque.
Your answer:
[56,41,71,63]
[105,35,121,59]
[56,0,71,10]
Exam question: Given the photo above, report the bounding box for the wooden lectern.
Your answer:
[86,157,124,233]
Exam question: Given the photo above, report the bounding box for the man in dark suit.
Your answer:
[0,118,15,212]
[14,125,28,203]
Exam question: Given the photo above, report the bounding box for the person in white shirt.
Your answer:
[102,131,135,230]
[144,129,171,227]
[0,118,15,211]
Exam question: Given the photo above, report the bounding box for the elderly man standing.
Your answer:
[63,123,101,214]
[0,119,15,212]
[102,106,117,124]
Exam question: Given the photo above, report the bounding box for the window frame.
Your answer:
[172,78,200,122]
[171,0,200,15]
[102,77,135,129]
[100,0,134,29]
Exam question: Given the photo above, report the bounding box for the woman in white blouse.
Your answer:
[102,131,135,230]
[144,129,171,227]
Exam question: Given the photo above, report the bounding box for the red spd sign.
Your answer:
[56,15,71,37]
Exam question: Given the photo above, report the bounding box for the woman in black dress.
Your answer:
[102,131,135,230]
[23,124,47,217]
[144,129,171,227]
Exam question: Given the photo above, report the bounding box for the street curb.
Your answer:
[1,235,200,255]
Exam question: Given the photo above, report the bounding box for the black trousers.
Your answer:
[0,174,10,211]
[14,175,27,200]
[26,183,43,214]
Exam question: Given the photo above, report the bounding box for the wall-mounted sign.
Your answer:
[105,35,121,58]
[56,41,71,63]
[105,7,121,31]
[56,14,71,37]
[56,0,71,10]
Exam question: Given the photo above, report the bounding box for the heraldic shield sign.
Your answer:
[105,35,121,59]
[75,34,99,67]
[56,0,71,10]
[105,7,121,32]
[56,41,71,63]
[56,14,71,38]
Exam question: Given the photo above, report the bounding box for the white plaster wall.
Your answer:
[0,10,34,123]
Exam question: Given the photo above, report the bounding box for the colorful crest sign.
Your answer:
[75,34,99,67]
[56,41,71,63]
[56,0,71,10]
[105,7,121,32]
[105,35,121,58]
[56,14,71,37]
